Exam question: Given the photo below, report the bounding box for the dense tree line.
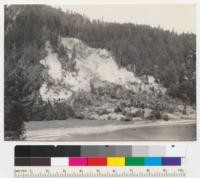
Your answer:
[65,14,196,104]
[4,5,196,139]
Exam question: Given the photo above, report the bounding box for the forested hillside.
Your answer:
[4,5,196,140]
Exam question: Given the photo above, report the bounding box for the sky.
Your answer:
[54,4,196,34]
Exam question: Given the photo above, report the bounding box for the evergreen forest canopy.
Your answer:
[4,5,196,140]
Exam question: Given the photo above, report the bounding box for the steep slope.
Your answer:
[34,37,187,121]
[39,37,166,103]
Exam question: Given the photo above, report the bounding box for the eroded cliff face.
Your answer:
[39,37,166,103]
[34,37,179,121]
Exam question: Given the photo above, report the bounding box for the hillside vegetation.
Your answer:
[4,5,196,140]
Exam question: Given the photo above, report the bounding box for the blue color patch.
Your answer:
[144,157,162,166]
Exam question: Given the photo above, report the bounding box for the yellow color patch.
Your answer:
[107,157,125,166]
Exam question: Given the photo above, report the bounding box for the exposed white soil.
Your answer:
[39,38,165,102]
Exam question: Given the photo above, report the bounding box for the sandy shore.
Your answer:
[25,119,196,141]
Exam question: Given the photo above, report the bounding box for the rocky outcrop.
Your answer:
[36,37,194,122]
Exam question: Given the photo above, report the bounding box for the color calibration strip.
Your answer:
[15,145,185,167]
[15,145,186,157]
[15,157,182,166]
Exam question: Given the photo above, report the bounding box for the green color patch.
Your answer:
[125,157,145,166]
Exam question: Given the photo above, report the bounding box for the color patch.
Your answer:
[166,146,186,157]
[125,157,145,166]
[95,146,116,156]
[132,146,149,156]
[107,157,125,166]
[162,157,181,166]
[81,146,99,157]
[144,157,162,166]
[15,158,31,166]
[149,146,166,156]
[87,157,107,166]
[15,146,31,157]
[31,158,51,166]
[69,157,87,166]
[51,157,69,166]
[114,146,132,156]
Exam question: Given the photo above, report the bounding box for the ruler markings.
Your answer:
[15,167,186,178]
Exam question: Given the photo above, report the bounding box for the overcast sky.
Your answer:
[54,4,196,34]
